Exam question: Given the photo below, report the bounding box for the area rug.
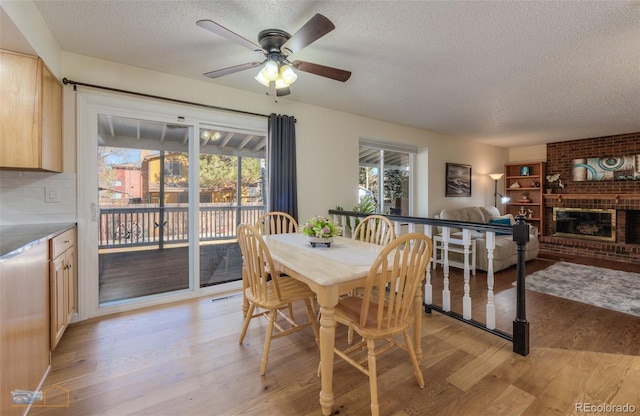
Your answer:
[518,262,640,317]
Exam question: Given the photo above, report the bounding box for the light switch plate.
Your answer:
[45,187,60,203]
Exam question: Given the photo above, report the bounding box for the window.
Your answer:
[359,140,415,216]
[164,161,182,177]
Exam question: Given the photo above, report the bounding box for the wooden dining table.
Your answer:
[263,233,425,416]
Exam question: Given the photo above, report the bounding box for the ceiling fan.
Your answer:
[196,13,351,97]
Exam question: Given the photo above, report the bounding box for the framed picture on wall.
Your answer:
[445,163,472,197]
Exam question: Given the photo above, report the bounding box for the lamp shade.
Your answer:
[254,70,271,87]
[274,78,288,90]
[261,60,279,81]
[280,64,297,86]
[489,173,504,181]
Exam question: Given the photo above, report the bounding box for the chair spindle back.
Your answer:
[360,232,432,330]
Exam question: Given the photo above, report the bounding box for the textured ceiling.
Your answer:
[9,1,640,148]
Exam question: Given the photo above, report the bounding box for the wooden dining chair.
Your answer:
[352,214,395,246]
[250,211,298,318]
[348,214,396,341]
[255,211,298,235]
[330,232,433,416]
[237,224,320,376]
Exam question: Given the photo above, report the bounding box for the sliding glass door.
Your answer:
[197,126,267,288]
[77,92,267,319]
[97,115,194,305]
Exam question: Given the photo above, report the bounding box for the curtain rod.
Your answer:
[62,78,270,119]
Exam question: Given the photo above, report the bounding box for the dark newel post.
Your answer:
[512,215,530,356]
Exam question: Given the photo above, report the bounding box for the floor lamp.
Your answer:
[489,173,505,208]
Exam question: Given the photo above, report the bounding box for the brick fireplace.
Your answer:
[553,208,616,242]
[541,132,640,265]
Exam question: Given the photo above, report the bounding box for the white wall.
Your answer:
[0,1,62,75]
[1,1,510,225]
[509,144,546,163]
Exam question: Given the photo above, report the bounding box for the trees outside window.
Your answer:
[359,143,414,215]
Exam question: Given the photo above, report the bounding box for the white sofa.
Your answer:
[437,206,539,272]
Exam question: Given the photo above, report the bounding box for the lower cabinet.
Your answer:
[0,242,50,416]
[50,228,76,349]
[0,226,77,414]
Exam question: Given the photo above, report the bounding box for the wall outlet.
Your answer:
[45,187,60,203]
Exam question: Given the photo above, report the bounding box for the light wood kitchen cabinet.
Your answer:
[49,228,76,349]
[0,49,62,172]
[0,242,50,416]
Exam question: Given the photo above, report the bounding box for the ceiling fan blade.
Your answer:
[281,14,335,55]
[196,19,264,53]
[291,61,351,82]
[203,62,263,79]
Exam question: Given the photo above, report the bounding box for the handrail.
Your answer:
[328,209,529,356]
[330,209,514,235]
[99,204,266,249]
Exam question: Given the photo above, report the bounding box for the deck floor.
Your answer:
[99,241,242,303]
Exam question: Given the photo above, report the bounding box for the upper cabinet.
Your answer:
[0,50,62,172]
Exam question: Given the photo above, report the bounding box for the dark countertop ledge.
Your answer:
[0,223,76,262]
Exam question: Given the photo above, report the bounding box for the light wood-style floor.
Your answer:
[29,254,640,416]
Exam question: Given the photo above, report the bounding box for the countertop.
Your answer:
[0,223,76,261]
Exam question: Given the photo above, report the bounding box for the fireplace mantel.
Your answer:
[544,193,640,203]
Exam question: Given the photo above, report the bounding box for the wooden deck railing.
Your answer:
[99,204,266,248]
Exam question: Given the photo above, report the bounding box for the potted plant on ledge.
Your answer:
[545,173,564,194]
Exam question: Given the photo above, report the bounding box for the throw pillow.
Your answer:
[488,217,512,235]
[490,214,516,225]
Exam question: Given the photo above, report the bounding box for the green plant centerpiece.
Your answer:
[302,216,342,247]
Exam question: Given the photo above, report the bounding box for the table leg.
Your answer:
[318,304,336,416]
[413,279,424,361]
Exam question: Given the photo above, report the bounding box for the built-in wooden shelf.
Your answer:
[543,193,640,204]
[504,162,545,235]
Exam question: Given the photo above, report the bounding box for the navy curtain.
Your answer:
[267,114,298,219]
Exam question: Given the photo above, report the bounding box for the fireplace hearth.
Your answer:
[553,208,616,242]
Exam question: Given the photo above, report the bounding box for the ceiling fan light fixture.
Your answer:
[280,64,297,86]
[254,70,271,87]
[276,86,291,97]
[198,15,351,92]
[261,59,279,81]
[275,78,288,90]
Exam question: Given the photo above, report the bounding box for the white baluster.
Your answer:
[442,226,451,312]
[424,224,433,305]
[485,231,496,330]
[462,228,472,320]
